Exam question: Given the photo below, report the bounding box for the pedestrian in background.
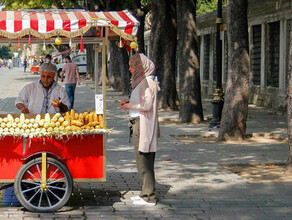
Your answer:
[45,54,52,64]
[61,55,81,110]
[44,54,58,82]
[23,58,27,72]
[120,53,160,206]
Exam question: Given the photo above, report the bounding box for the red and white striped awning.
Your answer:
[0,10,139,41]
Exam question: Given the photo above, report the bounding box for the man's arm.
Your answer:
[61,70,65,82]
[16,103,29,114]
[76,67,81,85]
[55,72,59,83]
[15,86,29,113]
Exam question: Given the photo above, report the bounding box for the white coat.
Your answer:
[15,81,69,114]
[129,76,160,153]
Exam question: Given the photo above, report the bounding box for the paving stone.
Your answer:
[0,68,291,219]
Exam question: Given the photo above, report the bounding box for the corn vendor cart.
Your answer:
[30,65,39,74]
[0,9,139,212]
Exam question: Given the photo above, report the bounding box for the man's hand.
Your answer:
[21,107,29,114]
[51,100,68,113]
[51,99,60,107]
[77,79,81,85]
[16,103,30,114]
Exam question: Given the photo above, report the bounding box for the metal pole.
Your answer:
[209,0,224,128]
[94,44,99,94]
[216,0,222,89]
[102,27,108,129]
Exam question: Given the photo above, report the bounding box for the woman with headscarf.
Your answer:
[120,53,160,206]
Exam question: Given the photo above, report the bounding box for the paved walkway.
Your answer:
[0,67,291,219]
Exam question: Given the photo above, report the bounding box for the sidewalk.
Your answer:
[0,68,291,219]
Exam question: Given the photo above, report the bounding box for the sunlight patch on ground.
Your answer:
[222,164,292,183]
[171,134,288,145]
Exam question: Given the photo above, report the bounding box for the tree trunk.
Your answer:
[86,44,95,80]
[133,0,149,54]
[217,0,250,141]
[108,41,130,94]
[151,0,178,110]
[287,22,292,167]
[176,0,203,123]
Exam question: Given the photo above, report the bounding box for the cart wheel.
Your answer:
[14,157,73,213]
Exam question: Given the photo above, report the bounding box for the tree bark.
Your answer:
[176,0,203,123]
[133,0,150,54]
[151,0,178,110]
[86,44,95,79]
[287,22,292,167]
[218,0,250,141]
[108,41,130,94]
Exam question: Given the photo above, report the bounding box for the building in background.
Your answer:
[196,0,291,111]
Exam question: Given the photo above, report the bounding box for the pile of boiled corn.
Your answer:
[0,109,104,137]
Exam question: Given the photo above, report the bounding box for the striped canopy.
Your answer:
[0,10,139,41]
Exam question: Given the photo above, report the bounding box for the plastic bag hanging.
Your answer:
[43,39,46,51]
[80,35,84,52]
[69,38,72,47]
[17,37,21,48]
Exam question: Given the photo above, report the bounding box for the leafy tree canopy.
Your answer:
[0,0,80,10]
[197,0,227,16]
[0,45,13,59]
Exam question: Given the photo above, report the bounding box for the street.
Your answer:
[0,67,291,219]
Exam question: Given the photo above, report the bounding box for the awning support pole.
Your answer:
[94,44,99,94]
[102,27,108,128]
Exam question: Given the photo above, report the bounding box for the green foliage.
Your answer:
[35,44,56,57]
[197,0,227,15]
[0,0,76,10]
[0,45,13,59]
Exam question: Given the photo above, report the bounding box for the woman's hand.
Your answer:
[120,103,130,110]
[119,99,130,110]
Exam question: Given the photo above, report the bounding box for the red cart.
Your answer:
[0,9,139,212]
[30,66,39,74]
[0,133,106,212]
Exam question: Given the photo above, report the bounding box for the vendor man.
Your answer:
[15,62,69,114]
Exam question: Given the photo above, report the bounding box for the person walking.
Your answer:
[23,58,27,72]
[61,55,81,110]
[44,54,58,81]
[120,53,160,206]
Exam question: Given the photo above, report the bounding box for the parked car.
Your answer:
[57,54,87,77]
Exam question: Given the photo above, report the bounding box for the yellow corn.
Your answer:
[45,113,51,123]
[99,115,103,128]
[35,114,41,123]
[88,114,93,123]
[7,114,14,122]
[88,121,99,127]
[70,109,75,120]
[71,120,83,127]
[93,113,98,122]
[20,113,25,123]
[71,125,81,131]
